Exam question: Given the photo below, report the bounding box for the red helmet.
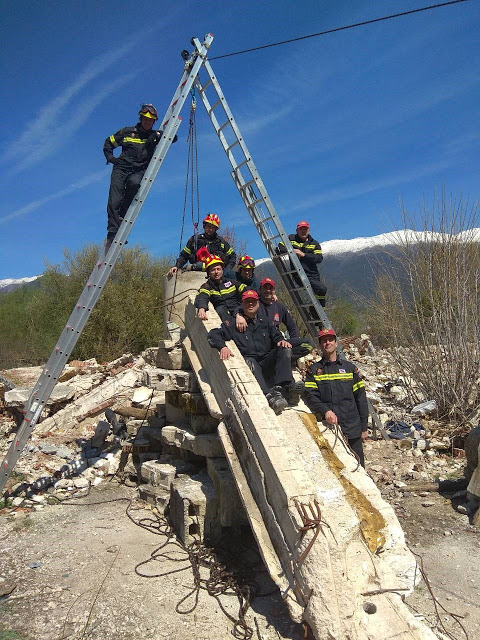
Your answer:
[205,254,224,271]
[203,213,220,228]
[238,255,255,269]
[297,220,309,229]
[318,328,337,339]
[196,247,211,263]
[241,289,259,301]
[260,277,276,288]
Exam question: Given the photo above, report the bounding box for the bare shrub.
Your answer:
[369,192,480,433]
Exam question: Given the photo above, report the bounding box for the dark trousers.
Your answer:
[347,435,365,467]
[244,348,292,394]
[106,165,145,240]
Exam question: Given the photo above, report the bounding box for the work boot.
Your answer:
[282,380,305,406]
[266,386,288,415]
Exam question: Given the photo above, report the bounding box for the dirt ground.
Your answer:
[1,441,479,640]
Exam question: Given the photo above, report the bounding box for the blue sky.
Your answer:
[0,0,478,278]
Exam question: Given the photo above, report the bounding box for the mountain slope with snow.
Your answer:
[0,276,40,294]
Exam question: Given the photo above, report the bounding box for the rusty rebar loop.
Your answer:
[293,499,330,564]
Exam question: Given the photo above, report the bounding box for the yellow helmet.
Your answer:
[205,254,224,272]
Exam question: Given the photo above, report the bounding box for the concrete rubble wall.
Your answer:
[183,295,440,640]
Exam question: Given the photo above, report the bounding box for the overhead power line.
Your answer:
[209,0,470,60]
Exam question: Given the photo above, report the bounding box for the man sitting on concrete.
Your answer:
[304,328,369,466]
[235,277,313,362]
[195,255,241,323]
[207,290,305,414]
[257,277,313,361]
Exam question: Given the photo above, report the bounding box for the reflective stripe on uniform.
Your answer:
[313,373,353,382]
[183,246,192,255]
[305,381,318,388]
[352,380,365,392]
[226,247,234,255]
[300,342,313,351]
[109,135,119,147]
[123,137,146,144]
[209,285,236,296]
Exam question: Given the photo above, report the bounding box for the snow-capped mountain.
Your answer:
[256,228,480,298]
[0,276,40,294]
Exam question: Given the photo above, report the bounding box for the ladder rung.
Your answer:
[239,179,255,191]
[248,197,265,208]
[199,79,213,93]
[226,140,240,152]
[255,216,274,224]
[209,98,222,114]
[218,119,232,132]
[233,160,250,172]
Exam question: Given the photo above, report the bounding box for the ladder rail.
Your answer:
[0,35,215,494]
[194,46,386,437]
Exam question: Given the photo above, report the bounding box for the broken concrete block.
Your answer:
[132,386,153,405]
[127,419,145,436]
[140,461,176,489]
[207,457,247,528]
[91,420,110,448]
[165,391,209,415]
[162,425,224,458]
[467,441,480,499]
[157,340,189,370]
[189,414,219,435]
[137,484,170,511]
[5,382,75,408]
[169,472,221,544]
[142,368,198,392]
[137,426,164,450]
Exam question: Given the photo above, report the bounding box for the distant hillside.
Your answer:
[256,229,480,299]
[0,276,40,296]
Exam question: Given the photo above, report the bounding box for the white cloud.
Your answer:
[1,23,166,172]
[0,169,109,224]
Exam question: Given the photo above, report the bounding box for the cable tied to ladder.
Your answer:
[168,92,201,322]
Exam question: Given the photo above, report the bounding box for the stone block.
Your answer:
[165,391,209,415]
[140,461,176,489]
[127,419,145,435]
[465,426,480,482]
[5,382,75,408]
[91,420,110,448]
[142,368,198,392]
[162,425,224,458]
[157,340,189,370]
[189,414,219,435]
[137,425,164,450]
[137,484,170,512]
[207,457,247,528]
[169,472,221,544]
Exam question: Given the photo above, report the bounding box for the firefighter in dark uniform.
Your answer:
[207,290,305,414]
[194,255,243,323]
[304,328,369,466]
[276,220,327,313]
[257,277,313,361]
[235,255,259,294]
[103,104,175,247]
[168,214,236,276]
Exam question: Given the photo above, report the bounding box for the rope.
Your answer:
[169,95,201,322]
[209,1,470,60]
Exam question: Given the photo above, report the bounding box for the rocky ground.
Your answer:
[1,340,479,640]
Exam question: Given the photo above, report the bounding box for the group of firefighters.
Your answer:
[103,104,369,466]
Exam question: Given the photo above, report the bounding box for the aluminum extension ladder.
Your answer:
[191,39,388,440]
[1,33,387,494]
[0,35,216,494]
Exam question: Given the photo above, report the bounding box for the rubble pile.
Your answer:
[0,337,247,542]
[1,331,479,530]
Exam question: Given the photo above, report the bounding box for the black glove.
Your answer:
[108,157,120,165]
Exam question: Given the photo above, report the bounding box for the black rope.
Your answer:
[209,1,470,60]
[168,95,200,322]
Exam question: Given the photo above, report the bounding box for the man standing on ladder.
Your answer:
[103,103,176,250]
[168,213,236,276]
[276,221,327,318]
